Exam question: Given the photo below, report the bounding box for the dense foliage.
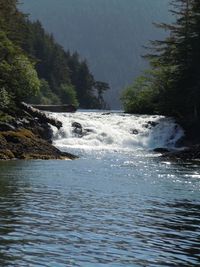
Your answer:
[0,0,109,110]
[122,0,200,134]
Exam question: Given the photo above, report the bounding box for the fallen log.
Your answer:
[31,104,76,113]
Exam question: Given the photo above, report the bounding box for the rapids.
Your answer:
[51,111,184,153]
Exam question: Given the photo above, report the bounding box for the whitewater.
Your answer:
[51,110,184,154]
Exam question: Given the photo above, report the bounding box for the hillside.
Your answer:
[21,0,171,108]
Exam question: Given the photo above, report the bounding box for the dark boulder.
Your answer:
[161,145,200,160]
[72,122,82,129]
[144,121,159,129]
[72,122,83,136]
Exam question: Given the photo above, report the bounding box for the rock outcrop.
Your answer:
[0,129,77,160]
[161,145,200,161]
[0,104,77,160]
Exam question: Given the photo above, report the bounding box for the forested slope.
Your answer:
[0,0,109,110]
[21,0,171,108]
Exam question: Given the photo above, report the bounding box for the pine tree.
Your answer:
[145,0,195,116]
[122,0,200,116]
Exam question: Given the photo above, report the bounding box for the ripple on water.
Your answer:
[0,153,200,266]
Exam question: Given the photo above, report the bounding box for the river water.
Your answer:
[0,111,200,267]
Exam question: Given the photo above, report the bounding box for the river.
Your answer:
[0,111,200,267]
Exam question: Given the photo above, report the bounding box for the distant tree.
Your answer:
[23,20,71,92]
[29,79,61,105]
[23,21,108,109]
[68,56,95,108]
[0,0,109,109]
[94,81,110,109]
[59,84,79,108]
[0,0,27,45]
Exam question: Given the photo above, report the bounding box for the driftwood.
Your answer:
[20,102,62,129]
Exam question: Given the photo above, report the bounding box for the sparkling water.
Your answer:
[0,111,199,267]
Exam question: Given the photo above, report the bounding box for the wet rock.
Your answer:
[20,102,62,129]
[0,106,77,160]
[148,121,159,127]
[161,145,200,160]
[131,129,139,135]
[32,123,53,143]
[83,128,95,136]
[144,121,159,129]
[14,120,23,128]
[14,117,53,143]
[102,112,111,115]
[0,122,16,131]
[72,122,82,129]
[154,148,170,153]
[0,129,77,160]
[72,122,83,136]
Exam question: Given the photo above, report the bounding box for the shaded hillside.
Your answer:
[21,0,171,108]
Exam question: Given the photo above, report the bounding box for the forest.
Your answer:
[0,0,109,113]
[21,0,170,109]
[122,0,200,139]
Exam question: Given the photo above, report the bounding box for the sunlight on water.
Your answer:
[0,112,199,267]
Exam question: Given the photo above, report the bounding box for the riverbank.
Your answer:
[160,145,200,161]
[0,104,77,160]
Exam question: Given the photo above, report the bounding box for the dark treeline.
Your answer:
[0,0,109,111]
[122,0,200,138]
[22,0,170,109]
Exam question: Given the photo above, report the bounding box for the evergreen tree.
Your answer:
[0,0,109,109]
[94,81,110,109]
[23,21,109,108]
[59,84,79,108]
[0,31,40,102]
[122,0,200,122]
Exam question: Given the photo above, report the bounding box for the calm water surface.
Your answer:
[0,150,200,267]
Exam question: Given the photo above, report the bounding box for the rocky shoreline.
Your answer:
[0,104,77,161]
[160,145,200,161]
[154,143,200,161]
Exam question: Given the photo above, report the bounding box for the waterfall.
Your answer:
[50,111,184,152]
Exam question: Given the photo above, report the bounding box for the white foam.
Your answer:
[50,111,184,152]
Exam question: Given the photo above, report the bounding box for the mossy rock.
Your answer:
[0,128,77,160]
